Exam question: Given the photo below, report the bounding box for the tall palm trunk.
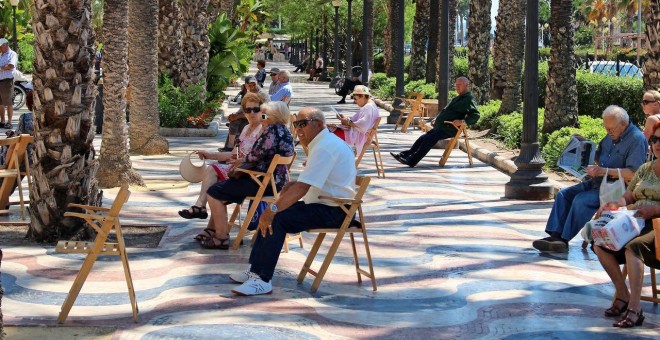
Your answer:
[426,0,439,83]
[436,0,457,89]
[643,1,660,90]
[492,0,525,115]
[384,1,393,76]
[158,0,183,83]
[129,0,170,155]
[29,0,102,241]
[409,0,429,80]
[178,0,210,90]
[467,0,491,104]
[364,0,375,75]
[96,0,144,188]
[543,0,578,133]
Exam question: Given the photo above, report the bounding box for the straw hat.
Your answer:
[351,85,371,97]
[179,152,207,183]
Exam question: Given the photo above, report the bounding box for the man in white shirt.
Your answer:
[0,38,18,129]
[230,107,357,296]
[307,54,324,81]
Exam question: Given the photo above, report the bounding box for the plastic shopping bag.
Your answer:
[590,209,643,251]
[599,168,625,205]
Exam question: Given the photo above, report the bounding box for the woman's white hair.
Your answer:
[602,105,629,125]
[263,101,290,125]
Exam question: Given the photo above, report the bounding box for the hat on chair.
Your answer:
[352,85,371,97]
[179,152,207,183]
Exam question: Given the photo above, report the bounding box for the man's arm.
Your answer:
[258,180,311,236]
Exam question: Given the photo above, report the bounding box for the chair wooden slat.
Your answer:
[394,93,424,133]
[438,122,473,167]
[355,117,385,177]
[0,135,32,220]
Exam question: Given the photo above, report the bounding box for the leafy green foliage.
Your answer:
[493,110,544,149]
[575,70,644,125]
[159,75,218,128]
[207,13,251,100]
[17,32,34,73]
[404,80,438,99]
[541,116,607,170]
[474,100,502,130]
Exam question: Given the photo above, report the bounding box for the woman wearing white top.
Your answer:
[179,93,264,221]
[328,85,380,156]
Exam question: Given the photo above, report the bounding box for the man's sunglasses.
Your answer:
[642,99,658,105]
[244,107,261,113]
[650,135,660,144]
[293,119,317,128]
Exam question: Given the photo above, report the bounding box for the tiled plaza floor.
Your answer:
[1,62,660,339]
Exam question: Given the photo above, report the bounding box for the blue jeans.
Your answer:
[400,127,453,166]
[545,181,600,241]
[249,201,347,282]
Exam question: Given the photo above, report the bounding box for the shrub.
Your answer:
[575,70,644,125]
[493,109,544,149]
[453,57,468,79]
[18,33,34,73]
[541,116,607,170]
[158,75,218,128]
[369,73,390,91]
[404,80,437,99]
[474,100,501,130]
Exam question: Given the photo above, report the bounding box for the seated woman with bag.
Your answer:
[328,85,380,157]
[201,101,295,249]
[179,92,265,221]
[592,121,660,328]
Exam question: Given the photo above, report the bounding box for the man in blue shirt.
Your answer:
[270,70,293,103]
[533,105,648,253]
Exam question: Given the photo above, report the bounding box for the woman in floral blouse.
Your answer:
[201,101,295,249]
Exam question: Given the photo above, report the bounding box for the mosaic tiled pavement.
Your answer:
[2,62,660,339]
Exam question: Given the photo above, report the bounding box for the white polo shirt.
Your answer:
[298,128,357,206]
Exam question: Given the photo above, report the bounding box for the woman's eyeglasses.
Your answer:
[244,107,261,113]
[261,113,269,120]
[642,99,658,105]
[650,135,660,144]
[293,119,317,129]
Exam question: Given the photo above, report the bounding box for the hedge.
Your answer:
[541,116,607,170]
[575,70,644,125]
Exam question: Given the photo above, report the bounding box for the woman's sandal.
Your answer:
[193,228,216,241]
[178,206,208,219]
[613,308,644,328]
[200,236,230,250]
[604,297,628,317]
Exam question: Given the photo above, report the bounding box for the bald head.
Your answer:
[454,77,470,95]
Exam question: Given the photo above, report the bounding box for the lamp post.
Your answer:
[330,0,341,87]
[10,0,19,52]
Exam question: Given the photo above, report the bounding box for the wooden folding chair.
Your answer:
[55,185,137,323]
[438,122,473,167]
[226,154,300,250]
[0,134,32,220]
[297,176,376,292]
[394,92,424,133]
[354,117,385,178]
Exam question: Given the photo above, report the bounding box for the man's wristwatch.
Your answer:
[269,204,279,213]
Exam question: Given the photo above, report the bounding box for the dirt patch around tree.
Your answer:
[0,225,167,248]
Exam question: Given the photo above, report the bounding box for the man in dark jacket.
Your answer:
[390,77,480,167]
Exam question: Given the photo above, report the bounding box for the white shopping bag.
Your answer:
[590,209,643,251]
[599,168,625,205]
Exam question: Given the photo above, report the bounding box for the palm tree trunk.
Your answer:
[158,0,183,83]
[426,0,439,83]
[363,0,375,76]
[643,1,660,90]
[543,0,578,133]
[219,0,235,19]
[96,0,144,188]
[490,1,506,100]
[29,0,102,242]
[467,0,491,104]
[178,0,210,90]
[409,0,430,80]
[436,0,457,88]
[384,1,393,76]
[497,0,525,115]
[129,0,170,155]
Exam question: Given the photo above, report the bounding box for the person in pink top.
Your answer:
[328,85,380,156]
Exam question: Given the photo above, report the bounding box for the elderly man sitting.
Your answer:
[270,70,293,104]
[532,105,647,253]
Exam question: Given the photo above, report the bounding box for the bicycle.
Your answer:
[334,66,363,95]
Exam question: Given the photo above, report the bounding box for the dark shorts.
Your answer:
[206,177,274,204]
[596,221,660,268]
[0,78,13,107]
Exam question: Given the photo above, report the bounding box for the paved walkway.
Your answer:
[2,61,660,339]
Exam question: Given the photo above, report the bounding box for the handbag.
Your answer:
[179,152,207,183]
[227,162,257,180]
[599,168,625,205]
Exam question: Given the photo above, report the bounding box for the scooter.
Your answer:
[12,70,32,110]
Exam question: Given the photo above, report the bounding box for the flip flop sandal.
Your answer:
[200,236,230,250]
[178,206,208,219]
[193,228,216,241]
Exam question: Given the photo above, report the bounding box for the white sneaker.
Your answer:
[229,270,256,284]
[231,276,273,296]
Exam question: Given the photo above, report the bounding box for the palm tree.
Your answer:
[28,0,102,241]
[467,0,491,104]
[363,0,375,77]
[158,0,183,83]
[426,0,439,83]
[409,0,430,80]
[178,0,210,90]
[383,1,393,76]
[491,0,526,115]
[435,0,457,89]
[643,1,659,90]
[96,0,144,188]
[543,0,578,133]
[129,0,170,155]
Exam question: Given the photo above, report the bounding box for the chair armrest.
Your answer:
[317,195,363,205]
[234,168,266,177]
[64,211,108,221]
[67,203,110,212]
